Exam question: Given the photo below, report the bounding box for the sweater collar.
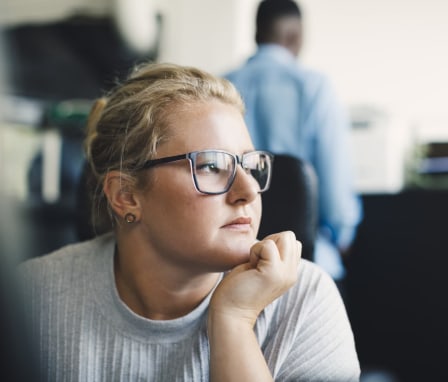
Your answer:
[89,233,221,343]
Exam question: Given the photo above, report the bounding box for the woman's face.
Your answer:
[136,100,262,272]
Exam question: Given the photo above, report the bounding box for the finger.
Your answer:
[274,234,301,285]
[293,239,302,269]
[275,232,301,274]
[249,239,281,268]
[263,231,297,262]
[296,240,303,261]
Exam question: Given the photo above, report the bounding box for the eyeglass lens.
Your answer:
[192,151,271,194]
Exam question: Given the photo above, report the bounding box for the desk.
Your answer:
[345,190,448,381]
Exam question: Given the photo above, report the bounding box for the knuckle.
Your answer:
[285,230,296,239]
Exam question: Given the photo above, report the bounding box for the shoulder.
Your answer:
[260,260,360,380]
[18,233,115,288]
[260,259,352,345]
[228,57,330,98]
[259,259,341,330]
[281,259,341,311]
[297,257,337,290]
[294,63,335,96]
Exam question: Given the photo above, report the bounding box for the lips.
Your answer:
[222,216,252,228]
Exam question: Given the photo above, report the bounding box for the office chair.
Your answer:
[258,154,318,262]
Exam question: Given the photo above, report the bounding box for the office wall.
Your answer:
[299,0,448,127]
[298,0,448,191]
[157,0,448,129]
[157,0,255,76]
[156,0,448,192]
[2,1,447,195]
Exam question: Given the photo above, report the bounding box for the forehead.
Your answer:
[159,100,254,155]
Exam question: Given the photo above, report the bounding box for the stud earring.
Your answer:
[124,213,136,224]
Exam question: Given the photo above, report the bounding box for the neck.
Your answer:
[114,238,220,320]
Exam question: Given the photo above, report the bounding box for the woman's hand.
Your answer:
[209,231,302,327]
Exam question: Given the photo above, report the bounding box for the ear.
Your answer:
[103,171,142,222]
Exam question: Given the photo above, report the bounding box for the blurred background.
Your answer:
[0,0,447,381]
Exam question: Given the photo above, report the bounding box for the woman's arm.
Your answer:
[208,231,301,382]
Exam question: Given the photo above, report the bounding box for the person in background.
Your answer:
[225,0,363,287]
[18,62,360,381]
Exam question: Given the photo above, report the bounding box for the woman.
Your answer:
[19,63,360,381]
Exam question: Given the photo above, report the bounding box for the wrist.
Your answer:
[207,306,273,382]
[207,307,258,334]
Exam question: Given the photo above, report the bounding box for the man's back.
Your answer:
[225,43,362,280]
[226,44,326,157]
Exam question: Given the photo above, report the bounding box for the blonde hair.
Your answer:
[84,62,244,230]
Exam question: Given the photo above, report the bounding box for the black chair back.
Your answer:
[258,154,318,262]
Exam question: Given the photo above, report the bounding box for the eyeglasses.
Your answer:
[140,149,274,195]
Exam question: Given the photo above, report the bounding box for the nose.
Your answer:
[226,166,259,204]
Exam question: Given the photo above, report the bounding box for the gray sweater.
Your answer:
[19,233,360,381]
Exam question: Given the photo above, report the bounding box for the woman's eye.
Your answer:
[197,163,220,174]
[243,165,252,174]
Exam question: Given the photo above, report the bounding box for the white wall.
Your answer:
[2,1,446,195]
[300,0,448,126]
[155,0,448,192]
[157,0,239,75]
[157,0,448,127]
[156,0,260,75]
[298,0,448,191]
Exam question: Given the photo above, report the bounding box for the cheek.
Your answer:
[147,183,218,235]
[177,197,221,231]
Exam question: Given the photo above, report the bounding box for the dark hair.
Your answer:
[255,0,302,44]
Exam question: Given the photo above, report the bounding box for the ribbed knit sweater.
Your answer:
[19,233,360,381]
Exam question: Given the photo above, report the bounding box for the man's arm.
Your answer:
[310,76,363,253]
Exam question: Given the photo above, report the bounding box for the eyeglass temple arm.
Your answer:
[140,153,188,169]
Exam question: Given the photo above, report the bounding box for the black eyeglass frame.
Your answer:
[139,149,274,195]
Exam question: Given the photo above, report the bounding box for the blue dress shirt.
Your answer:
[225,44,363,280]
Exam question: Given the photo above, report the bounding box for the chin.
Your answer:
[221,242,253,266]
[202,232,255,269]
[215,254,250,273]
